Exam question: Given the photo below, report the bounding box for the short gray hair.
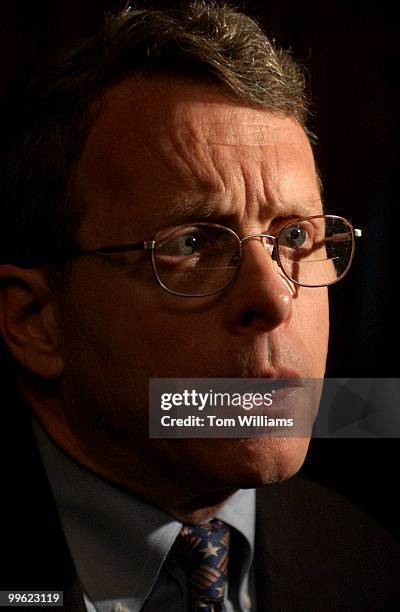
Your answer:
[0,1,309,273]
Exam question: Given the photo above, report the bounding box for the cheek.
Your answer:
[60,275,196,382]
[294,288,329,371]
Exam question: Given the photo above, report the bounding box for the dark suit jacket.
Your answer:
[2,394,400,611]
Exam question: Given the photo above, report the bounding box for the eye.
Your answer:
[279,224,309,248]
[175,234,199,255]
[160,231,204,257]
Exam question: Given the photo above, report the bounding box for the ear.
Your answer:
[0,266,64,380]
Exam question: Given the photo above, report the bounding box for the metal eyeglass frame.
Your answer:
[73,214,362,297]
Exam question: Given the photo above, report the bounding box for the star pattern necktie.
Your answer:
[177,518,230,612]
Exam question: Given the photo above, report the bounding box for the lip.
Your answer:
[257,375,322,432]
[238,366,305,388]
[255,366,304,380]
[212,367,306,397]
[214,369,307,413]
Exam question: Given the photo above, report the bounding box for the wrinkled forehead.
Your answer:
[75,75,319,242]
[87,74,307,150]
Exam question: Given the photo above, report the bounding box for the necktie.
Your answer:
[177,518,230,612]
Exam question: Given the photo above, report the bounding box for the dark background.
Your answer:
[1,1,398,536]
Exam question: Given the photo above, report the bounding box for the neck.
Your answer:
[53,428,237,523]
[21,389,238,524]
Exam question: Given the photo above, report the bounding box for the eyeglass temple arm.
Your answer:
[75,240,156,256]
[321,229,362,244]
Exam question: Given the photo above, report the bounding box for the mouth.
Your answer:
[251,365,304,380]
[224,368,318,435]
[215,365,307,399]
[235,366,306,394]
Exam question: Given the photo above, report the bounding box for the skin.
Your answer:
[0,76,329,523]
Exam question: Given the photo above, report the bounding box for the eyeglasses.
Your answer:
[74,214,362,297]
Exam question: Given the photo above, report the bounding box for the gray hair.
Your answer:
[0,1,309,273]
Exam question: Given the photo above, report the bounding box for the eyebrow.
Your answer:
[164,197,220,225]
[163,195,324,227]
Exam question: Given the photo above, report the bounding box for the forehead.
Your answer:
[76,75,320,243]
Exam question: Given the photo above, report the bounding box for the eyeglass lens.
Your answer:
[152,217,354,296]
[277,216,353,287]
[153,225,238,296]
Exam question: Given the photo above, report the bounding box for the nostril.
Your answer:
[241,310,257,327]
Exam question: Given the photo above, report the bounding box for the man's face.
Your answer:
[53,76,329,496]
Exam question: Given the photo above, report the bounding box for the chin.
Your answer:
[173,436,311,491]
[222,436,311,488]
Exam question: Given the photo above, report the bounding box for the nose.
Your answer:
[224,236,294,335]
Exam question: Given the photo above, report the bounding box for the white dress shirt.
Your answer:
[33,418,256,612]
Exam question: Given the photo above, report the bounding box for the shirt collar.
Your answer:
[33,417,255,609]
